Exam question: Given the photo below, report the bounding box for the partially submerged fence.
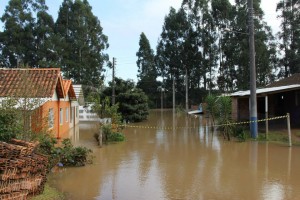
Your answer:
[121,113,294,146]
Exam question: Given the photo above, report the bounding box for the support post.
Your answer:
[172,75,175,116]
[265,95,268,139]
[98,129,103,147]
[112,57,116,105]
[185,68,189,113]
[287,113,292,147]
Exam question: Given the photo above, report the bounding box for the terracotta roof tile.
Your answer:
[62,80,77,100]
[0,68,61,98]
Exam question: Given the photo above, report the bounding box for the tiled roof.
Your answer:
[0,68,62,98]
[266,73,300,88]
[62,80,76,100]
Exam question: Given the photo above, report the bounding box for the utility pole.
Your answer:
[112,57,116,105]
[248,0,258,138]
[185,68,189,113]
[172,74,175,116]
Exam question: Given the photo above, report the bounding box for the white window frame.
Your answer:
[70,107,73,123]
[60,108,63,125]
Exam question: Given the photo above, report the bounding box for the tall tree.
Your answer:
[0,0,36,67]
[276,0,300,77]
[215,0,276,90]
[33,3,58,68]
[182,0,219,92]
[156,7,192,108]
[55,0,109,87]
[136,32,159,108]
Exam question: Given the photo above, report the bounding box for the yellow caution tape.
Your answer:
[112,115,288,130]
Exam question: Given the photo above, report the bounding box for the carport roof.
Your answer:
[231,84,300,97]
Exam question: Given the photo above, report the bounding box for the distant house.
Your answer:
[0,68,79,138]
[73,84,85,106]
[231,73,300,126]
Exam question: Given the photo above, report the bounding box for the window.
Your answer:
[70,107,73,123]
[66,108,69,122]
[48,108,54,128]
[60,108,63,125]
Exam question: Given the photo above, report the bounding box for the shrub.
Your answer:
[108,132,125,142]
[37,135,92,168]
[232,125,248,141]
[94,124,125,144]
[0,109,19,142]
[59,139,92,167]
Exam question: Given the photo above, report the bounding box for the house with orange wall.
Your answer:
[0,68,79,139]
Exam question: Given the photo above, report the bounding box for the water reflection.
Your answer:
[49,110,300,200]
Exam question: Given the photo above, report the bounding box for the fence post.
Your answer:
[265,95,268,140]
[287,113,292,147]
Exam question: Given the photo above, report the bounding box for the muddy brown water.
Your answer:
[48,110,300,200]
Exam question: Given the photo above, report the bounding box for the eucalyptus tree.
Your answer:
[156,7,199,109]
[156,7,190,108]
[182,0,219,93]
[0,0,45,67]
[216,0,276,90]
[33,4,58,68]
[136,32,159,108]
[55,0,109,87]
[211,0,233,92]
[276,0,300,77]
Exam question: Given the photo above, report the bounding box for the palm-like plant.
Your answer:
[205,94,233,140]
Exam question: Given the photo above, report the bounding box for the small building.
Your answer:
[231,73,300,127]
[73,84,85,106]
[0,68,79,138]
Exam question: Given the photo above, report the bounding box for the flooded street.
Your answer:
[49,110,300,200]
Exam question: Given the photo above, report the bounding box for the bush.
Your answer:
[94,124,125,144]
[232,125,248,141]
[0,110,19,142]
[58,139,92,167]
[108,132,125,142]
[37,135,92,168]
[37,134,60,168]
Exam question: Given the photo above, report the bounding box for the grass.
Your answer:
[253,130,300,145]
[294,131,300,137]
[31,184,65,200]
[257,131,289,142]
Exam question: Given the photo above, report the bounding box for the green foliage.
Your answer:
[118,88,149,122]
[55,0,109,86]
[102,78,149,123]
[0,109,19,142]
[276,0,300,77]
[37,134,92,168]
[232,125,248,142]
[204,94,234,140]
[257,131,289,143]
[31,184,65,200]
[0,0,108,87]
[136,32,159,108]
[108,132,125,142]
[59,139,92,167]
[96,124,125,143]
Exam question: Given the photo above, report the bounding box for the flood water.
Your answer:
[49,110,300,200]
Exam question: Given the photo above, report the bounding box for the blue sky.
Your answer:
[0,0,280,83]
